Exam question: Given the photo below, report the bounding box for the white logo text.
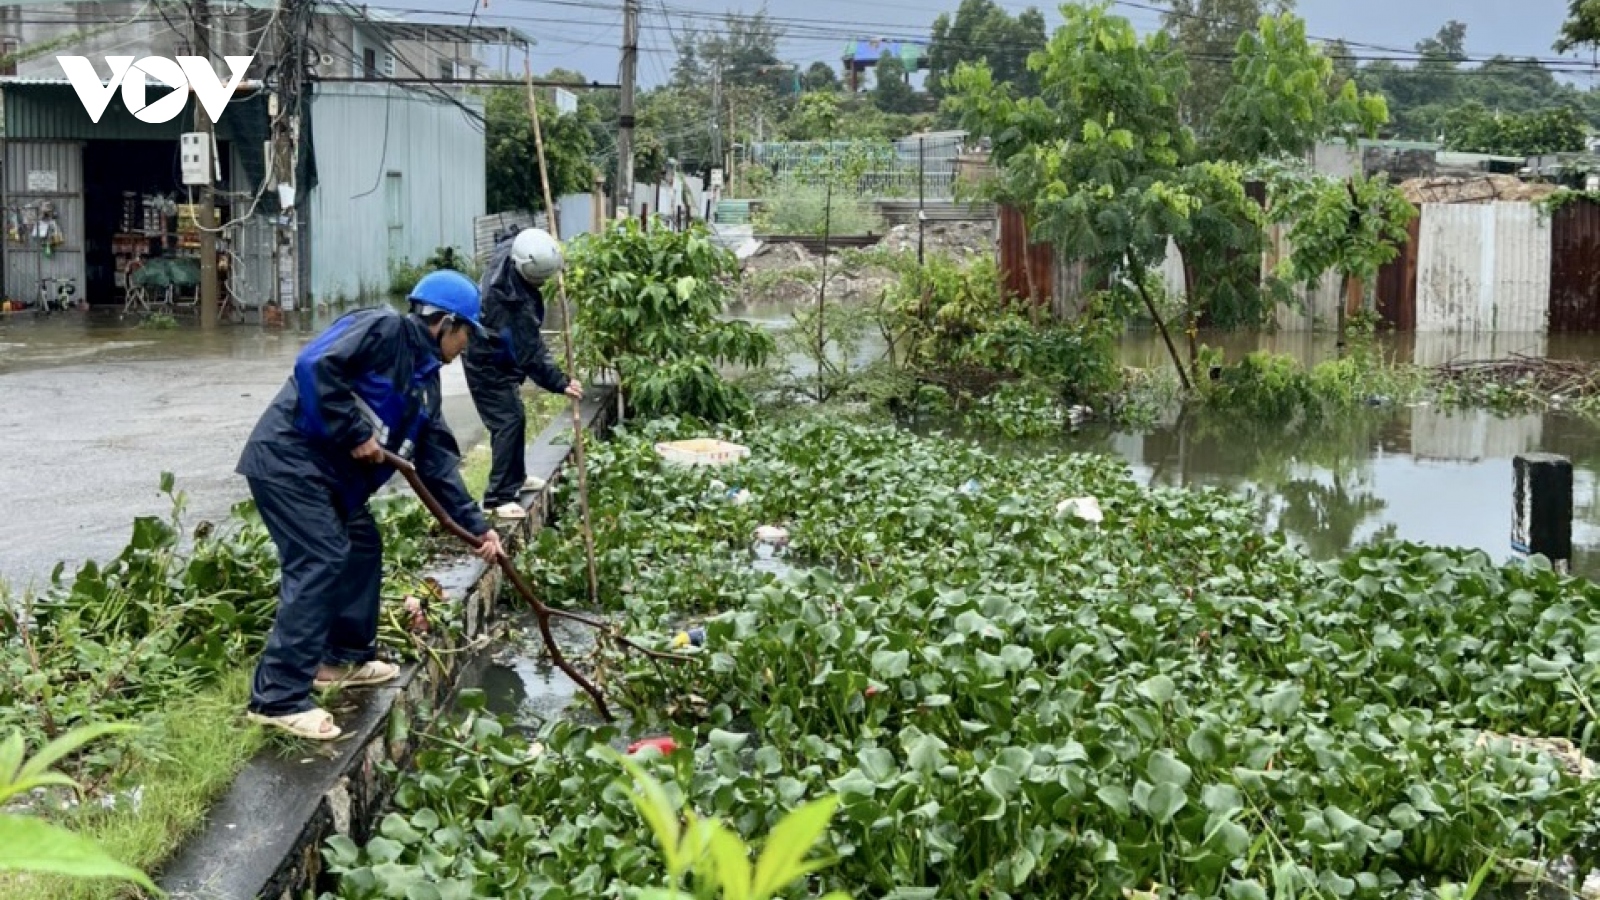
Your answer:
[57,55,253,124]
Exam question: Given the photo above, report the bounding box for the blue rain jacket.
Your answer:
[237,306,490,536]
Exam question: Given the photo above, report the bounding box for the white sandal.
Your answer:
[491,502,528,520]
[314,659,400,691]
[247,707,342,741]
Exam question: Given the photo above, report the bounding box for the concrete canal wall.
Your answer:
[158,386,617,900]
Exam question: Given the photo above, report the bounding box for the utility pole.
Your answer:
[710,67,722,179]
[616,0,638,219]
[192,0,219,329]
[268,0,309,324]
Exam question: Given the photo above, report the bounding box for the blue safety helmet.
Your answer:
[408,269,489,338]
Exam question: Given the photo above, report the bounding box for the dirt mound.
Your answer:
[880,220,997,259]
[1400,174,1561,205]
[736,218,999,305]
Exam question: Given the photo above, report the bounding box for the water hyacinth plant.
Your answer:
[327,417,1600,900]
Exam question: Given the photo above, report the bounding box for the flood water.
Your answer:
[6,305,1600,589]
[736,299,1600,579]
[0,308,491,587]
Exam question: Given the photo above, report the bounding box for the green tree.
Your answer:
[1255,159,1417,337]
[670,31,706,89]
[951,3,1394,386]
[1556,0,1600,53]
[1444,104,1589,155]
[1162,0,1295,135]
[566,220,773,422]
[1210,13,1389,162]
[1181,14,1385,340]
[872,53,918,115]
[926,0,1047,98]
[803,61,840,92]
[786,92,843,140]
[948,2,1200,385]
[484,86,598,214]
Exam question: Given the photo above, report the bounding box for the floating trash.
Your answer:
[671,627,707,649]
[754,525,790,546]
[627,736,678,755]
[655,438,750,468]
[1056,496,1104,526]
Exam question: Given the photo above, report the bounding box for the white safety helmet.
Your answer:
[510,227,563,285]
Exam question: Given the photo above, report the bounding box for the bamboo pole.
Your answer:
[525,61,600,607]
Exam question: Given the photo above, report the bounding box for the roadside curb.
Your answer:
[157,385,618,900]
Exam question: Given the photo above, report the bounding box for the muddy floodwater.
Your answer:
[0,310,491,587]
[7,306,1600,589]
[735,299,1600,580]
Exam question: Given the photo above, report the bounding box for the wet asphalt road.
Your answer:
[0,312,488,590]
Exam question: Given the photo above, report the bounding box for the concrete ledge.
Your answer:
[158,385,618,900]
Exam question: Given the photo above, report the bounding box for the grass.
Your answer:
[459,391,568,499]
[1,670,266,900]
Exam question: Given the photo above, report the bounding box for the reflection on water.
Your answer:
[0,307,349,374]
[1042,405,1600,579]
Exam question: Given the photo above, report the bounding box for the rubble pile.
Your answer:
[736,218,999,306]
[879,220,997,259]
[1400,174,1561,205]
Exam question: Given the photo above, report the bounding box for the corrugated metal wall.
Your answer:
[1549,199,1600,332]
[997,204,1054,308]
[1262,222,1342,331]
[307,83,485,304]
[229,214,276,309]
[1376,217,1419,331]
[993,195,1596,334]
[4,84,265,144]
[1155,238,1186,301]
[3,140,85,302]
[1415,202,1551,333]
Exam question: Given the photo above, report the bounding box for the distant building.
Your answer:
[840,37,927,92]
[0,2,525,310]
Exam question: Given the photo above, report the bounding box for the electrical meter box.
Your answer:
[180,133,212,186]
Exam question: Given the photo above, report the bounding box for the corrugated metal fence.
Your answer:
[1414,203,1551,333]
[1549,200,1600,332]
[1004,196,1600,333]
[3,141,84,303]
[1376,199,1598,333]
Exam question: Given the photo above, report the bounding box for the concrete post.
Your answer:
[1512,453,1573,574]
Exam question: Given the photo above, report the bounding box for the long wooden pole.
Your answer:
[525,62,600,607]
[382,451,694,722]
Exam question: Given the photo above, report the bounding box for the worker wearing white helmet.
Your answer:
[463,226,584,520]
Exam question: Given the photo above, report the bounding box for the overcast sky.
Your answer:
[415,0,1594,89]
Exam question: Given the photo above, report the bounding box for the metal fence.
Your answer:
[742,138,962,200]
[1007,197,1600,334]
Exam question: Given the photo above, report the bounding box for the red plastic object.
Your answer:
[864,686,880,698]
[627,736,678,755]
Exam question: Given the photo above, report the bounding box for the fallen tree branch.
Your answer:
[383,451,696,722]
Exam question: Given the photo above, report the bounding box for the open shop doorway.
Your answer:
[83,138,231,309]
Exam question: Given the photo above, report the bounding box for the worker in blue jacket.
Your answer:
[237,270,504,741]
[464,226,583,521]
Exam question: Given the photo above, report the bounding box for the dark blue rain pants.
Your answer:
[465,366,528,510]
[246,474,383,717]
